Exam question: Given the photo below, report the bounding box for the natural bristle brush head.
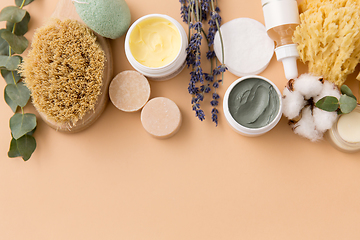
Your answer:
[21,18,105,127]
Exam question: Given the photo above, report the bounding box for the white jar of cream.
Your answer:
[125,14,188,81]
[223,75,283,136]
[326,105,360,153]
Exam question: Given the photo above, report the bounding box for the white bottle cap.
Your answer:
[261,0,299,30]
[275,44,299,80]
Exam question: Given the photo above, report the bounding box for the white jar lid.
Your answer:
[214,18,274,77]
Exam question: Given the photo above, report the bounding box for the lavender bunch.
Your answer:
[180,0,227,126]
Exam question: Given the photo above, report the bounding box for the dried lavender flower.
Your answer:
[179,0,227,125]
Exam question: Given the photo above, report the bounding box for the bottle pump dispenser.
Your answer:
[261,0,300,80]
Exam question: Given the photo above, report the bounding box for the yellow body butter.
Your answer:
[129,17,181,68]
[326,105,360,152]
[337,110,360,143]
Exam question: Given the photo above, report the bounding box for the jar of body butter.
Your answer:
[125,14,188,81]
[223,75,283,136]
[326,105,360,153]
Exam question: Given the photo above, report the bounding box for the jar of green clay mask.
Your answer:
[223,75,283,136]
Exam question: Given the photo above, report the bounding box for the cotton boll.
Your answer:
[283,75,341,142]
[282,87,306,119]
[293,73,323,99]
[293,106,323,142]
[313,107,338,132]
[313,80,341,102]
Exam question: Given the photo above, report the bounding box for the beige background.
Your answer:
[1,0,360,239]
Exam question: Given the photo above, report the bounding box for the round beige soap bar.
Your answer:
[141,97,182,138]
[109,70,150,112]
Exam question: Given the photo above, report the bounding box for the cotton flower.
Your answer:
[282,87,306,119]
[282,74,340,142]
[293,73,323,99]
[312,107,338,133]
[293,106,323,142]
[313,80,341,102]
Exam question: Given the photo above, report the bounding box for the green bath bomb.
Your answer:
[74,0,131,39]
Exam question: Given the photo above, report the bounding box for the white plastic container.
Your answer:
[125,14,188,81]
[223,75,283,136]
[261,0,300,80]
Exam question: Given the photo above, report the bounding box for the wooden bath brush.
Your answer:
[21,0,113,132]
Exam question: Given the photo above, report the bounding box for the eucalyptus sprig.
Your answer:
[316,85,358,115]
[0,0,36,161]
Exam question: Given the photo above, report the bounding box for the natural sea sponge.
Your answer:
[21,19,105,125]
[293,0,360,86]
[73,0,131,39]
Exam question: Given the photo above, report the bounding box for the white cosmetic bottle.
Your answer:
[261,0,300,80]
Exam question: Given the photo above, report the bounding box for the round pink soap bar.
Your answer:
[109,70,150,112]
[141,97,182,138]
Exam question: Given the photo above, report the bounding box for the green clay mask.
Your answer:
[228,78,280,128]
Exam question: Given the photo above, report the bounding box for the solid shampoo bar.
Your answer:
[141,97,182,138]
[109,70,150,112]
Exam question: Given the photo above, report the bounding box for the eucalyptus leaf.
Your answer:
[4,55,22,71]
[0,6,26,23]
[315,96,339,112]
[340,85,357,101]
[2,0,37,161]
[6,11,30,36]
[4,89,18,112]
[5,82,30,107]
[16,134,36,161]
[26,127,36,136]
[8,137,21,158]
[339,95,357,114]
[15,0,35,7]
[0,29,14,55]
[0,55,8,68]
[1,69,21,84]
[1,30,28,54]
[10,113,37,140]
